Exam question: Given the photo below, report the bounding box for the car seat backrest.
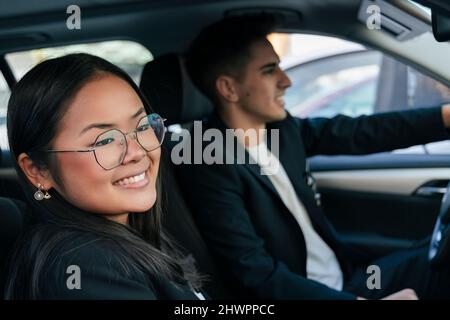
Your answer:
[0,197,27,299]
[140,54,234,298]
[139,53,213,126]
[160,157,233,298]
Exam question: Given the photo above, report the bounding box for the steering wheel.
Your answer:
[429,182,450,268]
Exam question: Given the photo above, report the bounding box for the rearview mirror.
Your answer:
[432,11,450,42]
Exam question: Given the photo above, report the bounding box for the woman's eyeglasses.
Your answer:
[42,113,166,170]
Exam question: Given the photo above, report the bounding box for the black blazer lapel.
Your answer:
[268,117,344,253]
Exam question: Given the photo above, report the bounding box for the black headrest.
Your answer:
[139,53,213,126]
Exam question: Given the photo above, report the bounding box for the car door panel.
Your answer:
[309,153,449,257]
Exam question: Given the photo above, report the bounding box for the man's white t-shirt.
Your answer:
[246,141,344,290]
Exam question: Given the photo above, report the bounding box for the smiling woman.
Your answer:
[3,53,205,300]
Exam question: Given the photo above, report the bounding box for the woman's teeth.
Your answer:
[115,172,145,186]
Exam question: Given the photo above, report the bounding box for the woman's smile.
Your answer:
[113,169,150,189]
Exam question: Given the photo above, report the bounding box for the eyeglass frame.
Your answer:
[39,113,166,170]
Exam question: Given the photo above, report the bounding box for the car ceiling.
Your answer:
[0,0,358,52]
[0,0,449,84]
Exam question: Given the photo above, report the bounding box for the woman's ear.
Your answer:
[17,153,54,190]
[216,75,239,103]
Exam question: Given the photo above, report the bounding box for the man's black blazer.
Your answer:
[178,107,449,299]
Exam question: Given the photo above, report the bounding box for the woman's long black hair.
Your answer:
[4,53,202,299]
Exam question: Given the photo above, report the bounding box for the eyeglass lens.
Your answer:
[93,114,164,169]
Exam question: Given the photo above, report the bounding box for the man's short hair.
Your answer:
[185,14,279,106]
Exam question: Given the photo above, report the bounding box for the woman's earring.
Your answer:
[34,183,51,201]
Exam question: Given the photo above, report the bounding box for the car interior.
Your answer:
[0,0,450,299]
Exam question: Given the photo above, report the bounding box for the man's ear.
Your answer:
[216,75,239,103]
[17,153,54,190]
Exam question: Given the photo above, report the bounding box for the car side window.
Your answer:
[270,33,450,155]
[5,40,152,85]
[1,40,153,151]
[0,72,10,151]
